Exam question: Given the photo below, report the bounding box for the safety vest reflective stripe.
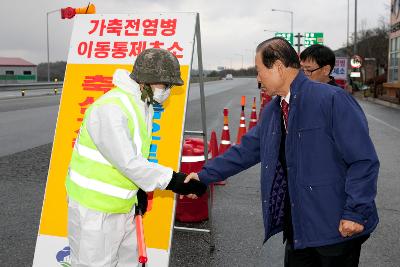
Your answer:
[69,170,138,199]
[102,92,143,153]
[181,154,212,163]
[75,143,112,166]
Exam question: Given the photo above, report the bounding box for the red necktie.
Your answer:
[281,99,289,132]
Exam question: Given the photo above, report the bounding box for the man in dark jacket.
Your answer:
[300,44,338,86]
[185,37,379,266]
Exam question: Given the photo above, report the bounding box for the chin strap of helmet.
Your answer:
[141,84,154,105]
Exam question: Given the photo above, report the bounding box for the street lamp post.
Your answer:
[263,29,278,33]
[354,0,358,55]
[347,0,350,52]
[46,9,60,82]
[271,8,293,35]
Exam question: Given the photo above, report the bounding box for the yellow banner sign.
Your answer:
[33,13,197,267]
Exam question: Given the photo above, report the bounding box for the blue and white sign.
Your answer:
[331,57,348,80]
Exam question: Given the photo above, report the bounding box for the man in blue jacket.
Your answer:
[185,37,379,266]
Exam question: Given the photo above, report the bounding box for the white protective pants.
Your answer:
[68,199,138,267]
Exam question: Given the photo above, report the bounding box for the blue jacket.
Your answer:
[198,71,379,249]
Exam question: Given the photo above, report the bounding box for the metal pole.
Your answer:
[47,12,50,82]
[195,13,214,252]
[195,13,208,177]
[296,33,301,54]
[290,11,293,35]
[354,0,358,55]
[46,9,60,83]
[271,9,294,35]
[347,0,350,52]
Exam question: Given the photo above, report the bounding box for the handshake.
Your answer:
[136,172,205,216]
[166,171,207,198]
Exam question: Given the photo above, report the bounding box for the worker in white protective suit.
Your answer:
[65,48,207,267]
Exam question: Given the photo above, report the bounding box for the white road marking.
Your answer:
[366,113,400,133]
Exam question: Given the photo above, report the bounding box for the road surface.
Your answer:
[0,78,399,266]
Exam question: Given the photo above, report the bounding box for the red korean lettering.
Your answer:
[142,19,158,36]
[125,19,140,36]
[107,19,123,36]
[82,75,114,94]
[167,42,183,58]
[77,41,93,58]
[72,128,81,147]
[160,19,177,36]
[112,42,129,58]
[149,40,165,49]
[94,42,111,58]
[129,41,147,57]
[78,96,95,116]
[88,19,106,36]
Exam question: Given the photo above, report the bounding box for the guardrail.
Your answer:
[0,82,64,92]
[0,77,256,92]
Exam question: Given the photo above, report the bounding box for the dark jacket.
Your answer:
[198,71,379,249]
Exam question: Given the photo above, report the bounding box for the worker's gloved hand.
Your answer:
[166,171,207,197]
[136,188,148,216]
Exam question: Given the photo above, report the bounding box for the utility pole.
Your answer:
[354,0,358,55]
[294,33,303,54]
[46,9,60,82]
[347,0,350,53]
[271,9,294,34]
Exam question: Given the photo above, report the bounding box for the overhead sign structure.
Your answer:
[275,32,294,45]
[331,57,348,80]
[303,32,324,47]
[33,12,200,267]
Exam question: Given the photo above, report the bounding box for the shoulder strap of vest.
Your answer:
[113,87,150,140]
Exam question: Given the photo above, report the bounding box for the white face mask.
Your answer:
[153,87,171,104]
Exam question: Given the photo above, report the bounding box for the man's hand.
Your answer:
[339,219,364,237]
[166,172,207,197]
[182,173,201,199]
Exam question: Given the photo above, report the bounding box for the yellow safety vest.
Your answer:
[65,87,151,213]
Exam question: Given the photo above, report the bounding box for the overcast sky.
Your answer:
[0,0,390,70]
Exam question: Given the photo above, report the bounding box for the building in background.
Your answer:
[384,0,400,102]
[0,57,37,84]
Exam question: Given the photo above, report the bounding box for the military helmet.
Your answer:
[130,48,184,86]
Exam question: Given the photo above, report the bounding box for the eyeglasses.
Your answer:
[301,65,324,76]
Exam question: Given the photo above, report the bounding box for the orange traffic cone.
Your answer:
[209,130,222,187]
[236,96,247,144]
[248,97,258,130]
[210,130,219,158]
[219,108,231,154]
[217,109,231,186]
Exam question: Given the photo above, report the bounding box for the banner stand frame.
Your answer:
[173,13,215,256]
